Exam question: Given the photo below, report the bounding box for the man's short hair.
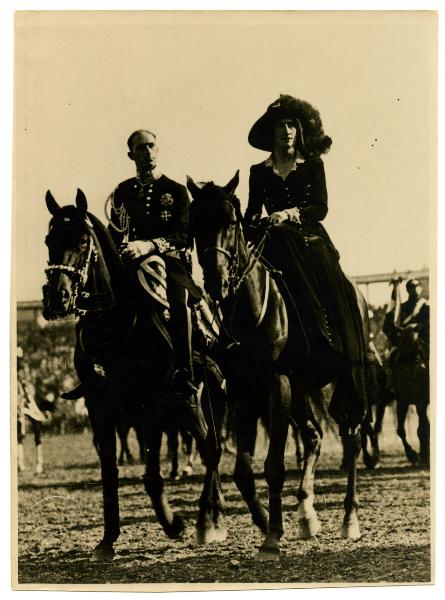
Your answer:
[127,129,157,151]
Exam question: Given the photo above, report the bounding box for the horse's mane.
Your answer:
[86,212,125,288]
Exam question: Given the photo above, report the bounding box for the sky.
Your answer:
[13,11,436,306]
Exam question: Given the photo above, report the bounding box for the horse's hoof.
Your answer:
[341,520,361,540]
[256,546,280,562]
[91,541,115,562]
[363,455,380,470]
[169,472,180,481]
[165,514,185,539]
[299,517,321,539]
[196,524,228,544]
[182,465,193,477]
[35,462,43,475]
[406,450,419,465]
[212,525,228,542]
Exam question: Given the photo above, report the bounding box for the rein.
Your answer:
[45,221,115,317]
[200,224,272,344]
[45,233,98,316]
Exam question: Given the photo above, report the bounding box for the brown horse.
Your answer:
[188,172,374,560]
[384,279,430,466]
[43,189,226,561]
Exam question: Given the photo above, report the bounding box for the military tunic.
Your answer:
[108,175,199,295]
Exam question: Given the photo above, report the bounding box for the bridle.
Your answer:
[44,226,98,317]
[197,220,271,335]
[199,223,241,295]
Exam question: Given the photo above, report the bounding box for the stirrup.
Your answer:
[172,369,198,394]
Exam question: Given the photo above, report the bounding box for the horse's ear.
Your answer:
[75,188,88,214]
[45,190,60,215]
[186,176,201,199]
[223,170,240,196]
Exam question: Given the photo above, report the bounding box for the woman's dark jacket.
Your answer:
[244,156,335,249]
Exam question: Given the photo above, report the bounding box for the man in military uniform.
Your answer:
[106,129,199,394]
[383,278,429,359]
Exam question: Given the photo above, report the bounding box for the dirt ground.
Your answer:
[15,410,431,588]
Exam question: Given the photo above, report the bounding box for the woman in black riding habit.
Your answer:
[244,94,368,425]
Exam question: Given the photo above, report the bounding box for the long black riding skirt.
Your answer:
[264,223,369,428]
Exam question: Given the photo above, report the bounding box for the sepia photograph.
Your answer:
[11,9,437,590]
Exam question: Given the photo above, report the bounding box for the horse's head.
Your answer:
[188,171,241,300]
[43,189,115,319]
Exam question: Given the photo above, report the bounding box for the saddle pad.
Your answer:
[137,255,170,318]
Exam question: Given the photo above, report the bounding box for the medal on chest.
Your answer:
[159,193,174,221]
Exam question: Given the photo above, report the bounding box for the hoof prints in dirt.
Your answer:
[17,433,431,585]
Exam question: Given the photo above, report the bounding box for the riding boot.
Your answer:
[168,284,197,394]
[167,282,207,440]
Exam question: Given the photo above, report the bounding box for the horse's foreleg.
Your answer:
[167,430,180,480]
[361,414,380,470]
[144,415,185,539]
[89,410,120,562]
[258,373,291,561]
[135,421,146,463]
[397,401,418,464]
[196,428,226,544]
[197,471,227,544]
[341,428,361,540]
[291,422,304,469]
[181,430,195,476]
[116,423,131,465]
[233,406,268,534]
[417,396,430,467]
[374,399,386,436]
[294,396,322,539]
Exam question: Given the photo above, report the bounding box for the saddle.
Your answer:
[63,257,222,400]
[137,254,220,352]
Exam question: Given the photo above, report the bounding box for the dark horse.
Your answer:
[43,189,226,561]
[188,172,375,560]
[384,279,430,466]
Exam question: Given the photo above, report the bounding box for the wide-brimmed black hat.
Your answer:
[248,94,332,155]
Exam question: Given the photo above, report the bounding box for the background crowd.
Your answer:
[16,302,391,436]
